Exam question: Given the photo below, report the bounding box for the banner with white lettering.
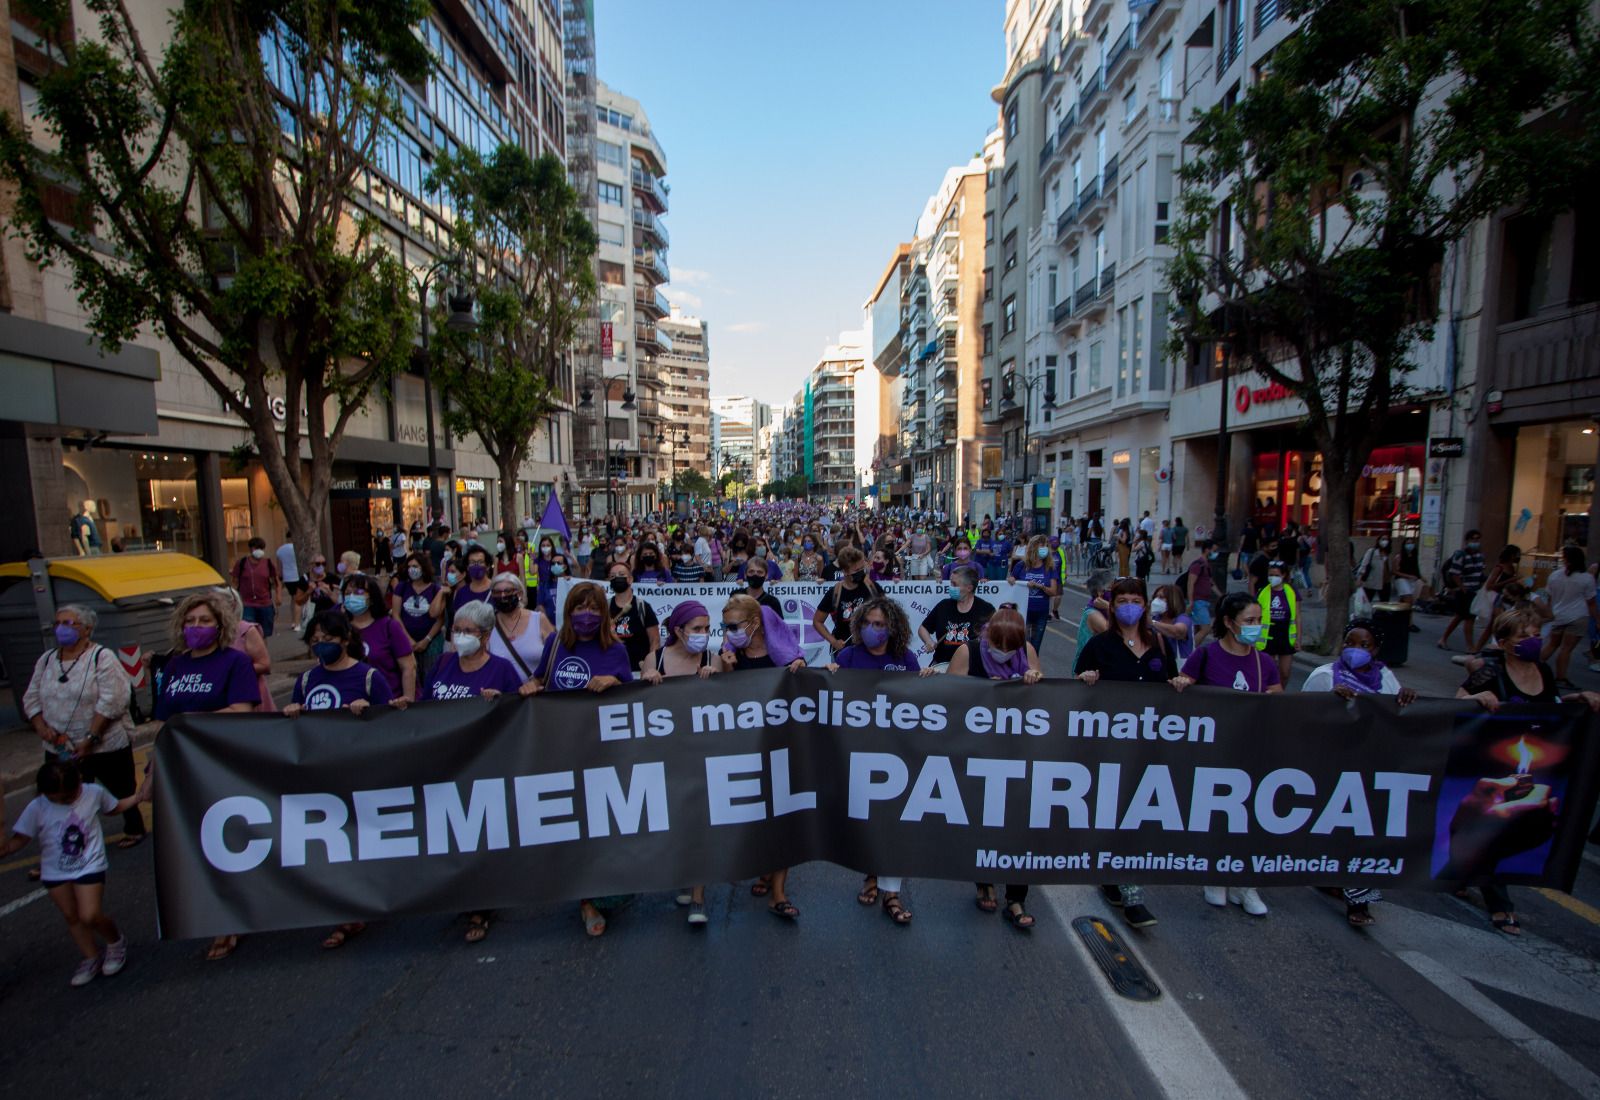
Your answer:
[153,671,1600,939]
[556,578,1031,666]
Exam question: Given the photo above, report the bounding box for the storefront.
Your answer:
[455,476,490,529]
[1506,420,1596,570]
[1243,442,1425,539]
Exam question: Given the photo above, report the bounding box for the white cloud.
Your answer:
[671,267,713,286]
[726,321,765,334]
[665,286,703,310]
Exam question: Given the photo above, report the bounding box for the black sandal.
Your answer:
[750,875,772,897]
[768,899,799,920]
[857,876,880,906]
[1491,914,1521,936]
[1003,902,1035,930]
[465,913,491,943]
[975,889,999,913]
[1346,902,1375,927]
[883,893,912,925]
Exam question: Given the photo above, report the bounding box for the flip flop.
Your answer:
[975,891,999,913]
[750,876,772,897]
[204,935,239,961]
[768,900,800,920]
[584,911,607,938]
[857,876,880,906]
[465,913,491,943]
[117,834,147,850]
[321,922,366,950]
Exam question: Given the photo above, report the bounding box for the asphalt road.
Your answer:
[2,591,1598,1099]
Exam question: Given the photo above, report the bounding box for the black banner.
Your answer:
[154,671,1600,939]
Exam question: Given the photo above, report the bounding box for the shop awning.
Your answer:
[0,552,224,603]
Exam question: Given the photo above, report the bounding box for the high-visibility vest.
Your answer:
[1255,583,1297,649]
[520,549,539,590]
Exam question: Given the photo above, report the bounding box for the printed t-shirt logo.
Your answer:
[553,655,593,691]
[402,594,430,618]
[59,813,88,873]
[943,622,974,644]
[613,613,634,639]
[1232,670,1251,692]
[432,681,477,701]
[304,683,343,710]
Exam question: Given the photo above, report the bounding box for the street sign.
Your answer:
[1422,492,1442,535]
[1428,437,1464,458]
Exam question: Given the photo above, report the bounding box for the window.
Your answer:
[596,139,625,166]
[1131,297,1145,393]
[1117,306,1129,397]
[1096,126,1107,181]
[1003,229,1018,272]
[1123,86,1138,125]
[985,212,995,242]
[983,267,994,302]
[1089,339,1102,390]
[1002,295,1017,335]
[1050,180,1061,221]
[599,181,624,205]
[1067,351,1079,399]
[1044,356,1058,405]
[1158,44,1174,102]
[598,220,625,247]
[1072,155,1083,200]
[1134,160,1150,252]
[1003,165,1020,208]
[1155,154,1174,243]
[981,378,993,409]
[1047,265,1058,309]
[1120,168,1135,262]
[1070,248,1081,296]
[1005,103,1019,140]
[983,323,993,355]
[1093,228,1106,276]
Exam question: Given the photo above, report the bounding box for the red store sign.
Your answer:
[1234,381,1294,414]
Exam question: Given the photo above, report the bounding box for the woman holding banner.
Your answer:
[452,544,496,614]
[830,597,928,926]
[1075,577,1193,930]
[918,565,995,668]
[643,601,717,925]
[815,547,882,655]
[1181,591,1279,919]
[486,573,553,684]
[392,550,445,684]
[606,561,661,674]
[153,591,261,961]
[1011,535,1061,656]
[950,607,1043,930]
[718,593,807,919]
[529,583,633,937]
[740,557,783,616]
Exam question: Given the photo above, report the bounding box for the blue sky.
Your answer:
[595,0,1003,409]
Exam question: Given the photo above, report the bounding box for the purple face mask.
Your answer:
[467,563,488,580]
[184,624,220,651]
[571,610,602,636]
[1114,603,1144,627]
[1511,636,1543,662]
[860,624,889,649]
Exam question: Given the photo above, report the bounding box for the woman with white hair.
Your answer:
[485,572,555,683]
[423,600,524,702]
[22,604,141,849]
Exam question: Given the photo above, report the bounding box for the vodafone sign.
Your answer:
[1234,381,1294,414]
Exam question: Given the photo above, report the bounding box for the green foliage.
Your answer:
[1165,0,1595,643]
[426,143,597,524]
[0,0,430,554]
[675,468,713,498]
[760,474,809,500]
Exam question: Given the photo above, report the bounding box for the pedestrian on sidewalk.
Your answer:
[1257,560,1299,686]
[1356,536,1392,604]
[1182,591,1279,918]
[1115,520,1132,575]
[0,760,148,986]
[1437,529,1487,652]
[22,605,142,851]
[1011,535,1061,655]
[1391,536,1423,629]
[1159,520,1174,572]
[1301,617,1419,927]
[1182,543,1217,644]
[1170,516,1188,571]
[1541,545,1597,689]
[276,531,306,634]
[231,536,282,638]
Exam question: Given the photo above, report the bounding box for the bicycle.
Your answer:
[1090,544,1116,572]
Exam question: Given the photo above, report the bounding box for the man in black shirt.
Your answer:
[918,565,995,664]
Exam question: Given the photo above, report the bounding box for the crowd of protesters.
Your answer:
[6,498,1599,987]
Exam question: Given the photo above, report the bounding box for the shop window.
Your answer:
[1501,212,1554,322]
[1508,422,1595,557]
[60,449,203,556]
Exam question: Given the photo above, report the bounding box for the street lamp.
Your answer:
[578,379,635,520]
[413,254,475,526]
[1002,370,1056,524]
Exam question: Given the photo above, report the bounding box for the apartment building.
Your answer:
[709,395,770,484]
[577,80,671,517]
[806,334,867,502]
[657,307,712,479]
[770,403,801,484]
[864,247,910,507]
[0,0,571,568]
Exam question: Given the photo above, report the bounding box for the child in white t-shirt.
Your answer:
[1,760,148,987]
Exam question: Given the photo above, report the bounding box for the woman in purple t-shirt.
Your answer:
[827,597,924,926]
[151,591,261,962]
[1180,591,1280,918]
[391,551,445,682]
[342,573,418,704]
[285,609,396,951]
[529,583,632,939]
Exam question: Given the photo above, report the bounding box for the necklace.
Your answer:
[58,648,87,682]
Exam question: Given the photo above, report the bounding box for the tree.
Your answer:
[0,0,430,559]
[760,473,808,500]
[1166,0,1596,647]
[427,143,596,533]
[676,468,713,499]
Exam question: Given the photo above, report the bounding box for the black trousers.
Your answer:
[975,882,1029,904]
[71,744,145,837]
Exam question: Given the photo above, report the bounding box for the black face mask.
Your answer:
[491,593,520,613]
[609,575,630,593]
[746,574,765,588]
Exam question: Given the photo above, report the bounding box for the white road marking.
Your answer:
[0,888,46,919]
[1038,885,1246,1100]
[1395,950,1600,1098]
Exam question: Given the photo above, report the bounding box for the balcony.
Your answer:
[1255,0,1280,36]
[1038,135,1056,171]
[633,248,670,285]
[1052,297,1074,326]
[1102,153,1119,193]
[635,321,659,350]
[1075,175,1101,213]
[1055,202,1080,242]
[1056,101,1079,146]
[1217,23,1244,80]
[1073,262,1117,317]
[631,207,669,248]
[631,167,669,212]
[634,285,670,319]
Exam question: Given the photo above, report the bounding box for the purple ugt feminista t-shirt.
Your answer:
[426,652,524,700]
[534,638,635,691]
[835,645,921,672]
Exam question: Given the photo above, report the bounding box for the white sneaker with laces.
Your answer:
[101,937,127,976]
[1203,885,1227,907]
[1228,887,1269,916]
[70,956,101,987]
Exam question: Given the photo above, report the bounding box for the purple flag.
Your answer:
[537,494,570,541]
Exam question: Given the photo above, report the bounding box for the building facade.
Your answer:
[709,395,770,485]
[1,0,573,570]
[807,335,866,502]
[576,80,671,517]
[657,307,711,480]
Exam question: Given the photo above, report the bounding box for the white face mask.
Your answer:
[1270,576,1285,588]
[452,632,482,656]
[1150,598,1169,616]
[988,645,1018,662]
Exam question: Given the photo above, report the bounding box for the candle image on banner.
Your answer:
[1432,712,1572,882]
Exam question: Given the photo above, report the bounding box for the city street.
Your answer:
[2,589,1598,1099]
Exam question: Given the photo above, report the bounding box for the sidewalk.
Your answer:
[1,625,314,819]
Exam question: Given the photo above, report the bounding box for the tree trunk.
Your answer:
[498,452,521,538]
[239,393,328,563]
[1317,464,1359,653]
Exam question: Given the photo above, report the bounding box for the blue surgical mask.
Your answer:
[343,595,369,615]
[1238,624,1264,644]
[947,585,961,600]
[1341,647,1373,670]
[552,564,566,576]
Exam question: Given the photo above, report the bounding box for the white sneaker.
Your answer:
[1203,885,1228,907]
[1228,887,1269,916]
[70,956,101,987]
[101,937,127,976]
